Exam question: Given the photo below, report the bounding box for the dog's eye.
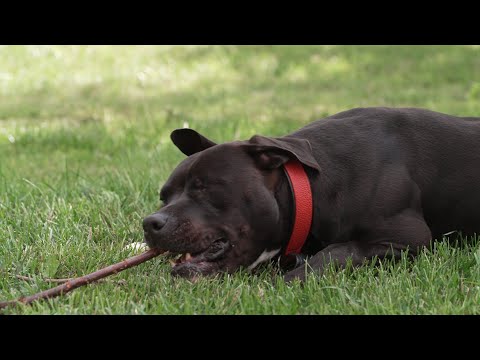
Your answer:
[159,193,168,207]
[159,186,171,206]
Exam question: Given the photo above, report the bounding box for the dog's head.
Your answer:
[143,128,320,279]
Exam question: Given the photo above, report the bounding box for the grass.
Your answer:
[1,45,480,314]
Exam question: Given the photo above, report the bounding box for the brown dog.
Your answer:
[143,107,480,281]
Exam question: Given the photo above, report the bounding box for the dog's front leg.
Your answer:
[283,209,432,282]
[283,241,404,282]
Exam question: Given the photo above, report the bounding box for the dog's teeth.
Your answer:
[185,253,192,261]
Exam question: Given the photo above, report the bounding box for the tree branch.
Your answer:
[0,248,165,310]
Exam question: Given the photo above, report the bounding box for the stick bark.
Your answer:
[0,248,165,310]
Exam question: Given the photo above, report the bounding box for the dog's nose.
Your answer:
[143,213,168,234]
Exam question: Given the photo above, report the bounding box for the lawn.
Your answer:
[1,45,480,314]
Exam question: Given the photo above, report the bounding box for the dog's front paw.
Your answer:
[283,266,307,283]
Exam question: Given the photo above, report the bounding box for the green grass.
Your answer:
[2,45,480,314]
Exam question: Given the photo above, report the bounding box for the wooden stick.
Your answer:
[0,248,165,310]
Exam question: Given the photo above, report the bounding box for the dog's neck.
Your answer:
[274,167,296,252]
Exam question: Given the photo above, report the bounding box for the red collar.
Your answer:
[282,159,313,255]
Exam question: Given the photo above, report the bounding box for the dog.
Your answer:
[143,107,480,281]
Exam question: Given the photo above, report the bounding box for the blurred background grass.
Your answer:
[2,46,480,181]
[2,45,480,314]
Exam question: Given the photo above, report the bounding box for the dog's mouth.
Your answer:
[165,237,231,277]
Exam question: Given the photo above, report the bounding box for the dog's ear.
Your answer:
[244,135,320,172]
[170,129,217,156]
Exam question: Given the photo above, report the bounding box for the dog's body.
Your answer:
[143,107,480,281]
